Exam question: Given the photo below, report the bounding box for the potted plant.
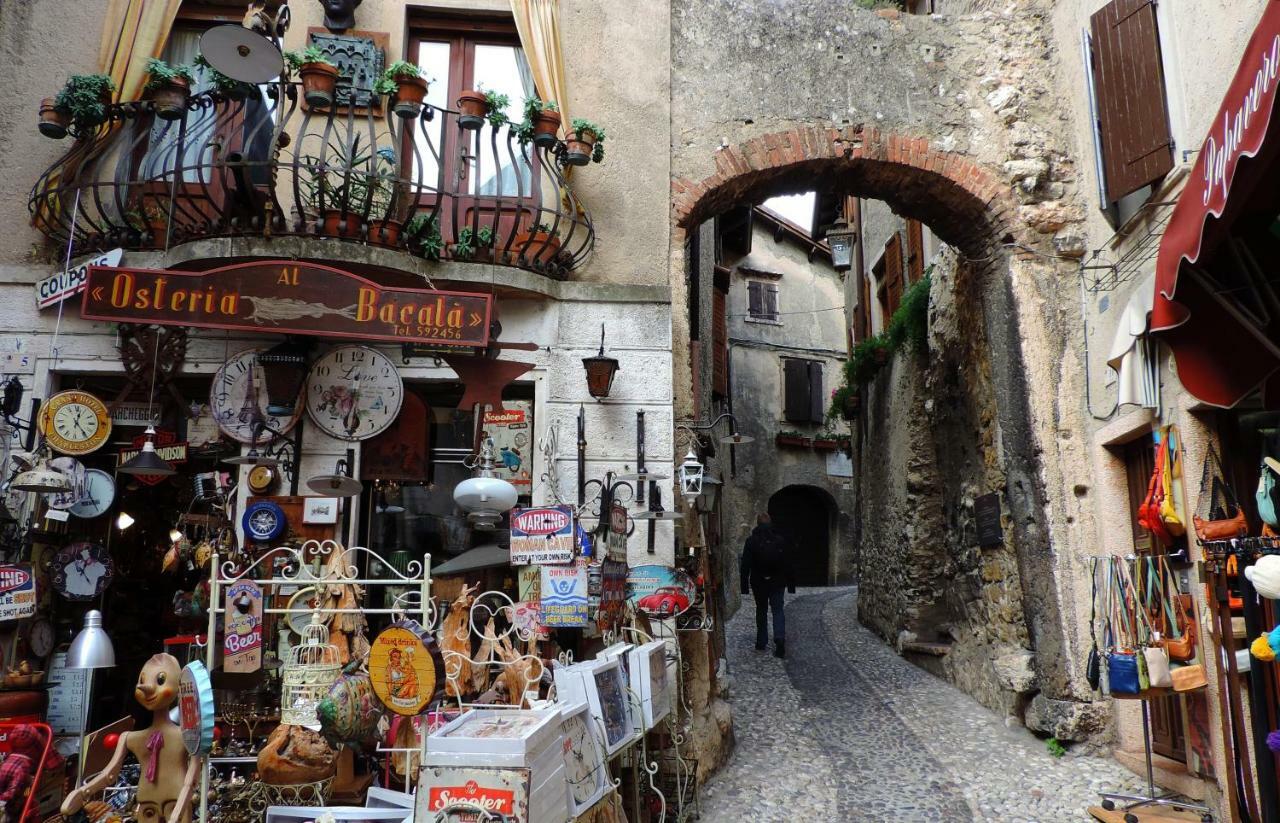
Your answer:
[566,118,606,166]
[452,225,495,261]
[53,73,116,130]
[286,46,339,108]
[301,137,395,239]
[812,432,840,451]
[126,199,171,246]
[405,213,444,260]
[145,58,196,120]
[513,222,561,265]
[38,98,71,139]
[194,54,252,100]
[455,87,509,130]
[776,430,811,448]
[830,385,860,421]
[375,61,429,118]
[515,98,561,147]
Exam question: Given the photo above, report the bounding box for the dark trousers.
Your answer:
[754,586,785,647]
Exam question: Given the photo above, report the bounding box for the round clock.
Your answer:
[210,348,304,444]
[43,457,86,510]
[305,346,404,441]
[242,500,286,542]
[247,464,278,496]
[38,391,112,456]
[29,618,55,659]
[51,542,114,601]
[562,703,607,811]
[68,469,115,519]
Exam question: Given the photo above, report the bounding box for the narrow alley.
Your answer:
[700,589,1143,822]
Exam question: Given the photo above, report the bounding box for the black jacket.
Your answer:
[740,524,796,595]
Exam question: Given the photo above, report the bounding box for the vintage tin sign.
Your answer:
[36,248,122,310]
[509,506,574,565]
[626,564,698,618]
[540,561,590,628]
[0,565,36,621]
[179,661,216,756]
[223,581,263,673]
[417,766,530,822]
[369,620,444,716]
[482,404,532,489]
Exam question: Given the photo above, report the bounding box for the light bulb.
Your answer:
[116,512,135,530]
[169,528,183,543]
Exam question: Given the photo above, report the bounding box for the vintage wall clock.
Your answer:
[242,500,287,542]
[68,469,115,519]
[38,390,112,456]
[28,618,55,659]
[43,457,86,510]
[210,348,304,444]
[560,701,608,815]
[305,346,404,441]
[52,542,114,601]
[247,464,279,496]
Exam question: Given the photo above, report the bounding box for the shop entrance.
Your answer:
[767,486,833,587]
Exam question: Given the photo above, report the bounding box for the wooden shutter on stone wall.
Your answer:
[907,220,925,285]
[748,281,764,318]
[883,233,904,317]
[783,359,810,423]
[1089,0,1174,203]
[712,281,728,398]
[854,271,870,343]
[808,360,824,423]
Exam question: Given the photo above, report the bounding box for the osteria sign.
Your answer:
[81,261,493,347]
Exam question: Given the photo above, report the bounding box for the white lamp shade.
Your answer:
[453,475,518,530]
[67,610,115,669]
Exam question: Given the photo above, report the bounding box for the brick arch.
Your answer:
[671,125,1015,257]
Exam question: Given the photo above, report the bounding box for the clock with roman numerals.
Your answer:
[210,348,304,444]
[38,390,112,456]
[305,346,404,441]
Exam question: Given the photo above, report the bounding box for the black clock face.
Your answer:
[305,346,404,441]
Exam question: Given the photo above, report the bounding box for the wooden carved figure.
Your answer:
[60,655,201,823]
[440,583,478,699]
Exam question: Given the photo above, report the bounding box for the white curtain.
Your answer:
[1107,275,1161,412]
[144,29,216,181]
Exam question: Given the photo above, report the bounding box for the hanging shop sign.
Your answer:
[224,581,264,673]
[82,261,493,347]
[510,506,575,565]
[110,401,160,428]
[179,661,216,756]
[0,565,37,622]
[627,564,696,618]
[974,492,1004,547]
[482,404,533,489]
[369,620,444,716]
[118,430,187,486]
[607,502,628,561]
[36,248,122,310]
[597,559,628,631]
[541,561,590,628]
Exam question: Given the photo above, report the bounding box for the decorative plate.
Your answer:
[369,620,444,716]
[242,500,286,542]
[51,542,114,601]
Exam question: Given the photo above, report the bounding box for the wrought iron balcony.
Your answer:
[29,82,594,278]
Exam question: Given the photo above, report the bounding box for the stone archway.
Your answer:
[768,484,837,587]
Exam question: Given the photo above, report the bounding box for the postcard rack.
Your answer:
[198,539,433,823]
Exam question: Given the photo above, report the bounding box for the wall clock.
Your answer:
[560,701,608,815]
[52,542,114,601]
[68,469,115,519]
[37,390,111,456]
[242,500,287,542]
[305,346,403,441]
[210,348,304,444]
[43,457,86,511]
[29,618,55,659]
[247,465,278,496]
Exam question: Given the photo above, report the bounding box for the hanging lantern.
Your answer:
[258,339,310,416]
[453,438,518,530]
[582,324,620,400]
[827,217,856,273]
[678,449,704,503]
[117,426,176,476]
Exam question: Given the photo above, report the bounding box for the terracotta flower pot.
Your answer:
[565,130,597,166]
[841,394,861,421]
[321,209,364,239]
[367,218,403,247]
[39,98,70,139]
[813,439,838,451]
[457,90,487,129]
[873,347,889,365]
[300,62,340,109]
[147,218,170,248]
[532,110,562,147]
[150,77,191,121]
[391,75,429,118]
[514,230,561,265]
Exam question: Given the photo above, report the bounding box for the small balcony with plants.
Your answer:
[30,52,602,279]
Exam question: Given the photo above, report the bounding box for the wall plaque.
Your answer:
[308,29,385,110]
[82,262,492,347]
[974,492,1004,548]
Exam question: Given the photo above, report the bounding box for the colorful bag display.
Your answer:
[1159,428,1185,537]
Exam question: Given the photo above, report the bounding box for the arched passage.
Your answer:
[767,485,836,587]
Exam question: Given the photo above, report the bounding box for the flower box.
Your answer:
[775,434,811,448]
[812,439,839,451]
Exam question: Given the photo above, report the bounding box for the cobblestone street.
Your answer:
[699,588,1143,822]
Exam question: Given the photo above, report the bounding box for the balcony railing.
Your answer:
[29,82,594,278]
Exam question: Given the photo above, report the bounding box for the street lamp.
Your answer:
[697,472,722,514]
[582,324,620,399]
[678,449,704,503]
[827,216,856,273]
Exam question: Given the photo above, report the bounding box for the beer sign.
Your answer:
[223,581,263,673]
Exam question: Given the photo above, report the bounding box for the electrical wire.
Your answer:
[726,305,846,319]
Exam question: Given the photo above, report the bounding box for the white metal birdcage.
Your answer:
[280,612,342,726]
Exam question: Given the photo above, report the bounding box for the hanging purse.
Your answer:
[1106,558,1142,695]
[1171,663,1208,692]
[1159,429,1186,537]
[1144,646,1172,688]
[1164,556,1200,661]
[1194,445,1249,542]
[1139,440,1173,546]
[1257,461,1280,529]
[1138,557,1172,687]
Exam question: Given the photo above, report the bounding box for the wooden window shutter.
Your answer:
[884,233,904,316]
[1089,0,1174,203]
[748,281,764,318]
[712,286,728,397]
[854,272,869,342]
[808,360,824,423]
[906,220,925,284]
[765,284,779,321]
[783,359,810,423]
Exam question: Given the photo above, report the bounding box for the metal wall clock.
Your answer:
[68,469,115,519]
[242,500,287,542]
[210,348,304,444]
[305,346,404,441]
[52,542,114,601]
[38,390,112,456]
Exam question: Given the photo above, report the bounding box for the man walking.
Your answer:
[740,513,795,658]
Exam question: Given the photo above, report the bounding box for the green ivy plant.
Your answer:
[479,88,511,129]
[570,118,607,162]
[54,74,117,126]
[886,271,931,354]
[144,58,197,92]
[373,61,426,96]
[284,45,335,73]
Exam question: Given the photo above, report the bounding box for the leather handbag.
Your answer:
[1194,446,1249,542]
[1139,442,1173,546]
[1171,663,1208,692]
[1144,646,1172,688]
[1166,593,1199,661]
[1258,460,1280,529]
[1105,558,1142,695]
[1107,652,1141,694]
[1159,429,1186,537]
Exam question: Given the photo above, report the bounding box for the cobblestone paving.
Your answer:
[699,588,1144,822]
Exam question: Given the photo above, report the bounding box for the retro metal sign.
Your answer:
[81,261,492,347]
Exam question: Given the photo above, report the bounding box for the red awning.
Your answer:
[1152,1,1280,408]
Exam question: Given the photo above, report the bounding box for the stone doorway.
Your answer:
[768,485,833,586]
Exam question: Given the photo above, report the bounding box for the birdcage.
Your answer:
[280,613,342,726]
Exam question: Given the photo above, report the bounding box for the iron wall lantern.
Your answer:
[582,325,620,399]
[827,217,856,273]
[678,449,704,503]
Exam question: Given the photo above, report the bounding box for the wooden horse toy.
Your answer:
[60,654,201,823]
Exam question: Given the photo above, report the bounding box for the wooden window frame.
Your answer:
[782,358,824,424]
[746,280,780,324]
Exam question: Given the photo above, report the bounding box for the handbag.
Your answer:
[1258,460,1280,529]
[1105,558,1142,695]
[1171,663,1208,692]
[1160,428,1186,537]
[1108,652,1142,694]
[1194,445,1249,542]
[1144,646,1172,688]
[1139,440,1173,546]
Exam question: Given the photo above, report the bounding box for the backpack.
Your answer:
[753,529,788,579]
